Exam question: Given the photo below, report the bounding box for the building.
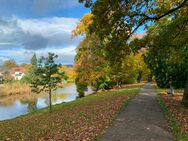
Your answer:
[11,67,25,80]
[14,72,25,80]
[0,72,3,83]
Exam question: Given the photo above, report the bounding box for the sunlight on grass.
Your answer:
[0,86,141,141]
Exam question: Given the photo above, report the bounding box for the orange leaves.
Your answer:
[0,88,139,141]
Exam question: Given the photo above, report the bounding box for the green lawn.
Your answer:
[0,86,141,141]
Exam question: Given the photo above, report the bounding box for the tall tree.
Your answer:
[31,53,67,112]
[79,0,188,106]
[28,54,38,83]
[75,34,108,95]
[73,12,151,96]
[73,13,110,96]
[143,13,188,105]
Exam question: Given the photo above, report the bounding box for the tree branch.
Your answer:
[128,0,188,39]
[147,0,188,21]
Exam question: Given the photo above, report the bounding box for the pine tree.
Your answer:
[28,53,38,83]
[31,53,67,112]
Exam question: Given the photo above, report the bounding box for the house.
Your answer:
[14,72,25,80]
[0,72,3,83]
[11,67,25,80]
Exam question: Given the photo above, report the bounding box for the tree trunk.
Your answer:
[49,88,52,112]
[182,75,188,107]
[116,81,121,88]
[137,71,142,83]
[148,72,153,82]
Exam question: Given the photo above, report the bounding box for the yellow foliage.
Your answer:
[72,13,94,37]
[60,66,76,82]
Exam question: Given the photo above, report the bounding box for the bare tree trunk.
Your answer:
[49,88,52,112]
[182,75,188,107]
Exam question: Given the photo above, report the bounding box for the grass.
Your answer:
[0,82,31,96]
[158,96,186,141]
[0,81,68,96]
[157,87,187,141]
[0,86,141,141]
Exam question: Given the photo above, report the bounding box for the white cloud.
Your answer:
[6,47,77,64]
[0,46,76,64]
[0,16,82,50]
[0,16,82,64]
[16,17,78,35]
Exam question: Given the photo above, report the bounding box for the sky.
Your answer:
[0,0,90,65]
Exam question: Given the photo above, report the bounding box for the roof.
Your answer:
[11,67,25,74]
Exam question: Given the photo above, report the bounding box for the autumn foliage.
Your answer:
[0,86,140,141]
[159,92,188,140]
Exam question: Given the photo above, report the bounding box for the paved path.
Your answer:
[100,83,174,141]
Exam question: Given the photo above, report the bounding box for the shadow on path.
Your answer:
[100,83,174,141]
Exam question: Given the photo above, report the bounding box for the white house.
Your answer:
[14,72,25,80]
[0,72,3,82]
[11,67,25,80]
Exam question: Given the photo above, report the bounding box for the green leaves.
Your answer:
[31,53,65,93]
[30,53,67,111]
[27,53,38,84]
[76,0,187,99]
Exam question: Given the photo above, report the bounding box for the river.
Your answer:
[0,83,93,121]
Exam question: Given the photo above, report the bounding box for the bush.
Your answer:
[76,83,87,98]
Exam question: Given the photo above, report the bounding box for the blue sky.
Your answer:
[0,0,90,65]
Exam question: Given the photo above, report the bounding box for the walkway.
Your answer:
[100,83,174,141]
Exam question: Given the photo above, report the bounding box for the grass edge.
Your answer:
[157,90,186,141]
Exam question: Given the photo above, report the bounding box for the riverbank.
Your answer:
[0,85,141,141]
[0,82,31,96]
[0,81,69,96]
[158,88,188,140]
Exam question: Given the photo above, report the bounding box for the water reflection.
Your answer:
[0,83,93,121]
[25,99,37,113]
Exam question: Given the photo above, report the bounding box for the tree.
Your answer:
[79,0,187,39]
[19,63,32,84]
[75,34,109,94]
[73,12,151,96]
[79,0,188,106]
[143,13,188,105]
[73,13,111,96]
[3,59,17,70]
[31,53,67,112]
[2,70,13,82]
[20,64,32,72]
[59,65,76,82]
[27,54,38,83]
[1,60,15,82]
[31,54,37,69]
[72,13,93,36]
[21,54,37,84]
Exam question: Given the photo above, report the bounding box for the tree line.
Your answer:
[76,0,188,106]
[72,13,151,97]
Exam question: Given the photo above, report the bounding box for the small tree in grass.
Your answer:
[31,53,67,112]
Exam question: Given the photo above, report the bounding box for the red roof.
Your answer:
[11,67,25,74]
